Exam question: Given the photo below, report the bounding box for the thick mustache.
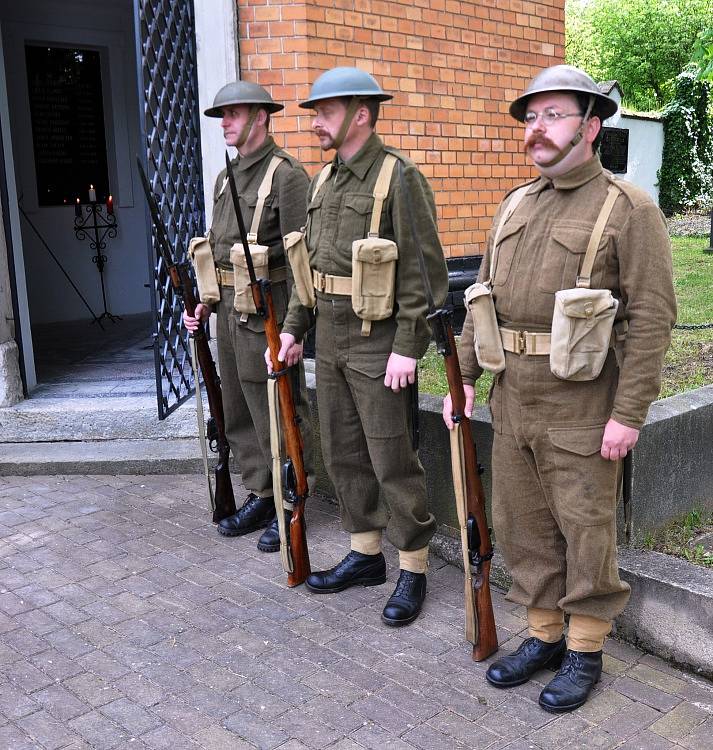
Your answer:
[524,134,557,152]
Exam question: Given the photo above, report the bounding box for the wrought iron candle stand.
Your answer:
[74,200,121,324]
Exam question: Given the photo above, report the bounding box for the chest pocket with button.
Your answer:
[538,221,603,294]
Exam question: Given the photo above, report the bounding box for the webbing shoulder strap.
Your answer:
[311,163,333,201]
[576,182,621,288]
[248,155,285,243]
[368,154,398,237]
[486,184,530,285]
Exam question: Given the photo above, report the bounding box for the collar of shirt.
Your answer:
[333,131,384,181]
[233,136,276,172]
[528,154,604,194]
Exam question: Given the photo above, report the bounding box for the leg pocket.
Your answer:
[345,354,408,439]
[546,424,618,527]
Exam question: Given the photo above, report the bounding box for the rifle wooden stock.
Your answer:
[439,317,498,662]
[257,281,311,587]
[136,158,236,524]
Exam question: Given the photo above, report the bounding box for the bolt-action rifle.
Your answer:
[224,152,311,587]
[136,158,236,524]
[399,162,497,661]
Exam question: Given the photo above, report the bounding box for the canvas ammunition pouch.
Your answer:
[230,155,284,315]
[550,183,621,381]
[464,185,529,373]
[351,153,399,336]
[188,235,220,305]
[283,231,315,308]
[283,163,333,309]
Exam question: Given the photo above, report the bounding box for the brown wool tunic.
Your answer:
[459,156,676,623]
[460,155,677,430]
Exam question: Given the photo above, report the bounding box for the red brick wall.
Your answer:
[236,0,565,257]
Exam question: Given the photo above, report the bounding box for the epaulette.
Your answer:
[603,172,651,209]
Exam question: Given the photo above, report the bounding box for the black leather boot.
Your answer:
[486,636,566,688]
[217,493,275,537]
[381,570,427,627]
[305,550,386,593]
[256,512,291,553]
[538,649,602,713]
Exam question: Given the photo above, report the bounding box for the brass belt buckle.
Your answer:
[517,331,526,354]
[316,271,327,292]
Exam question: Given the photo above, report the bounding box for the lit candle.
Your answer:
[75,198,81,217]
[106,195,114,215]
[88,184,96,202]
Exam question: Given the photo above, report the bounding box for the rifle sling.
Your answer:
[450,424,478,646]
[267,377,294,575]
[190,337,215,512]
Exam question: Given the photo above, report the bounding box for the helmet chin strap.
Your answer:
[236,104,260,148]
[332,97,362,151]
[537,95,595,169]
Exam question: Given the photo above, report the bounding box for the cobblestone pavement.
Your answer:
[1,474,712,750]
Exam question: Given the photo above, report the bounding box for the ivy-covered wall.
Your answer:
[658,68,713,216]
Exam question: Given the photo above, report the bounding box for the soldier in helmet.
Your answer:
[270,67,448,626]
[443,65,676,711]
[184,80,314,550]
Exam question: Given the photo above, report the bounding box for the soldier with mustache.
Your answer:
[443,65,676,712]
[271,67,448,626]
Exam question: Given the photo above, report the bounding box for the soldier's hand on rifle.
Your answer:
[600,418,639,461]
[183,303,210,333]
[442,384,475,430]
[384,352,417,393]
[265,332,303,374]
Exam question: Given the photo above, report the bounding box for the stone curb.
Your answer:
[0,438,204,475]
[430,529,713,679]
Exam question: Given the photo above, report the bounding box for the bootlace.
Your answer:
[333,550,367,574]
[242,493,262,509]
[393,570,419,597]
[557,650,584,678]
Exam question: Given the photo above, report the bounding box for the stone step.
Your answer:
[0,396,203,442]
[0,438,204,476]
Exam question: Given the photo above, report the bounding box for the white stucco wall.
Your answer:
[194,0,239,229]
[604,87,664,203]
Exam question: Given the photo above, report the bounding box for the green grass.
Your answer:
[641,508,713,569]
[419,236,713,402]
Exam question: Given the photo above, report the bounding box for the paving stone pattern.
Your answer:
[0,474,712,749]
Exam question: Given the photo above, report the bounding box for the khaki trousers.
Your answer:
[315,294,435,551]
[490,349,630,622]
[216,287,314,498]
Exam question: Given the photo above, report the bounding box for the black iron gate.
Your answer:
[134,0,205,419]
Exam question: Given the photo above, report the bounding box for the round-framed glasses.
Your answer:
[524,108,583,127]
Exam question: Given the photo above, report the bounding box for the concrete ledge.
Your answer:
[616,547,713,678]
[0,438,204,476]
[431,530,713,678]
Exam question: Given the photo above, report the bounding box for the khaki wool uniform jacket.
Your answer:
[459,156,676,622]
[210,136,313,498]
[283,133,449,551]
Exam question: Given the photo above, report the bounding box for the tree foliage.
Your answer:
[566,0,712,110]
[692,27,713,82]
